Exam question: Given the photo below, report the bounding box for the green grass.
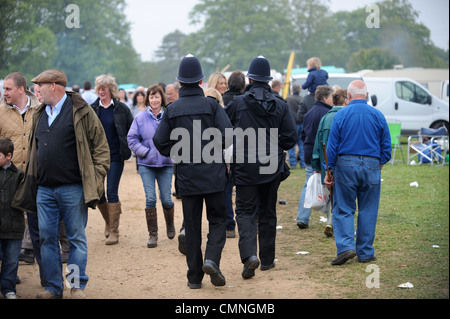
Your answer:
[276,155,449,299]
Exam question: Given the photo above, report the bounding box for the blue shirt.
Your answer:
[326,99,391,169]
[46,94,67,126]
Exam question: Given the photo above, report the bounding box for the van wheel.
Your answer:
[431,121,449,133]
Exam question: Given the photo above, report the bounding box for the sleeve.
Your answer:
[379,117,392,165]
[279,104,298,150]
[152,111,173,158]
[302,73,314,90]
[127,116,149,158]
[326,114,340,170]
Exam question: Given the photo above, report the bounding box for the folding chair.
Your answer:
[407,127,449,166]
[387,122,404,165]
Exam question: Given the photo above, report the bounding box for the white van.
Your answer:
[441,80,449,103]
[364,77,449,134]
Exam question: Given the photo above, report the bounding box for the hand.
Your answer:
[324,173,334,189]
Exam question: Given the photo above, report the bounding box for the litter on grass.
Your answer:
[296,251,309,255]
[397,282,414,289]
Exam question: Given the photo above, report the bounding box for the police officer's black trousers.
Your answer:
[181,191,227,284]
[235,175,281,266]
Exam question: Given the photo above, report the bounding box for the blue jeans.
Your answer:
[332,155,381,260]
[0,239,22,296]
[37,184,89,295]
[138,165,174,210]
[99,161,124,204]
[288,123,305,168]
[296,164,314,224]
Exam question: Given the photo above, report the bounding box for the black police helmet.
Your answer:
[176,54,205,83]
[247,55,273,82]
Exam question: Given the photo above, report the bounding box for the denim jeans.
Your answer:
[0,239,22,296]
[288,123,305,168]
[138,165,174,210]
[37,184,89,295]
[296,164,314,224]
[332,155,381,260]
[99,161,124,204]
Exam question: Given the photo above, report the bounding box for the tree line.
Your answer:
[1,0,448,88]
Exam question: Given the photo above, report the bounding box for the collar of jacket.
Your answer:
[179,85,204,98]
[315,100,333,110]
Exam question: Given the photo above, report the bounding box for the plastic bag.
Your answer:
[304,173,329,210]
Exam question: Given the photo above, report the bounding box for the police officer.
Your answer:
[153,54,233,289]
[225,56,297,279]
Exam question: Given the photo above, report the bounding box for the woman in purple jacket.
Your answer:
[127,85,175,248]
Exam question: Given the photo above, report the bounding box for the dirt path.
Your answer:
[16,160,323,300]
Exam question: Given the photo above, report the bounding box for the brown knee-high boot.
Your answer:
[145,208,158,248]
[106,202,121,245]
[97,202,110,238]
[163,206,175,239]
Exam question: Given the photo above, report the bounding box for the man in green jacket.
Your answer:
[311,89,349,237]
[12,69,110,299]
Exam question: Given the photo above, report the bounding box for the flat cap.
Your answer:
[32,69,67,86]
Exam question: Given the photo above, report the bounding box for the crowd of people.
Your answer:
[0,54,391,299]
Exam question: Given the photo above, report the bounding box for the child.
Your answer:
[0,138,25,299]
[302,57,329,95]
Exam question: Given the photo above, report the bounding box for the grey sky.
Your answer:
[124,0,449,62]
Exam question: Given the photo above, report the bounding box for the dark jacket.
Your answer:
[286,93,302,123]
[302,67,329,94]
[12,92,110,213]
[91,98,134,161]
[153,85,233,196]
[301,100,333,165]
[0,163,25,240]
[297,93,315,124]
[225,82,297,186]
[223,90,243,107]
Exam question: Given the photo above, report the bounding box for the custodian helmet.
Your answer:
[247,55,273,82]
[176,54,205,83]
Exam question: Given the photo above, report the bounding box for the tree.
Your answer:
[346,47,402,72]
[1,0,141,86]
[185,0,293,74]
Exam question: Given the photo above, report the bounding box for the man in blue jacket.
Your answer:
[225,56,297,279]
[153,54,233,289]
[324,80,391,265]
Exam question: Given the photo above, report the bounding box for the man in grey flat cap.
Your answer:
[12,69,110,299]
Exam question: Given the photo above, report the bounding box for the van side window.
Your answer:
[395,81,429,105]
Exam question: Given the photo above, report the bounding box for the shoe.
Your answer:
[324,225,333,237]
[19,249,35,264]
[297,222,309,229]
[61,251,69,263]
[36,289,63,299]
[226,230,235,238]
[178,229,186,255]
[4,292,17,299]
[70,288,86,299]
[331,250,357,266]
[187,281,202,289]
[242,256,260,279]
[260,262,275,271]
[358,256,377,263]
[202,259,226,286]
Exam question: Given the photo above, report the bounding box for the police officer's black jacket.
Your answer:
[153,85,233,196]
[225,81,298,186]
